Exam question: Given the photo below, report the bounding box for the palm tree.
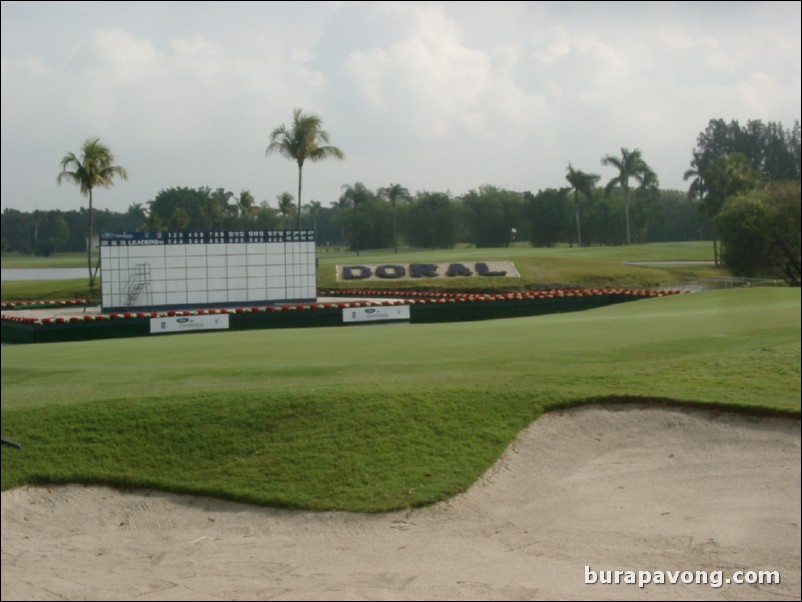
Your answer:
[237,189,256,219]
[125,202,147,230]
[201,195,224,231]
[601,148,656,245]
[277,192,295,229]
[57,137,128,290]
[683,162,714,257]
[683,164,706,203]
[702,153,762,265]
[378,183,411,253]
[631,168,660,244]
[266,108,345,229]
[211,187,236,219]
[565,164,600,247]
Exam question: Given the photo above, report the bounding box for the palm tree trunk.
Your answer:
[393,201,398,253]
[87,188,95,290]
[296,163,303,230]
[624,185,631,246]
[574,190,582,247]
[354,200,360,256]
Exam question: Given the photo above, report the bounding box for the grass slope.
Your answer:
[2,288,799,511]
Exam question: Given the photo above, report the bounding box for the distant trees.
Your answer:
[29,211,69,256]
[24,116,797,258]
[461,186,522,248]
[685,118,801,274]
[601,148,657,246]
[339,182,394,254]
[525,188,571,248]
[377,183,411,253]
[703,153,762,218]
[1,206,156,255]
[716,181,801,286]
[144,186,274,232]
[688,119,800,186]
[403,191,459,249]
[266,108,345,228]
[4,182,716,256]
[148,187,211,231]
[57,138,128,290]
[305,200,324,240]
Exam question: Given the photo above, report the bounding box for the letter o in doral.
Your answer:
[375,264,406,279]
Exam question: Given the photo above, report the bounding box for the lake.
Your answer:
[1,268,89,281]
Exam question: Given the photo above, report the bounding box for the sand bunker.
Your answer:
[2,405,800,600]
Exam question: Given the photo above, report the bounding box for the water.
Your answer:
[1,268,89,281]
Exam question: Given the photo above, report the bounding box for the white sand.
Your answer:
[2,405,800,601]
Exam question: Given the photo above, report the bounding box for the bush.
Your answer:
[716,181,801,285]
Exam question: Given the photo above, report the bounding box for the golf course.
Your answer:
[1,242,799,510]
[2,243,800,600]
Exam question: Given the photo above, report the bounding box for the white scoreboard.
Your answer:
[100,230,316,312]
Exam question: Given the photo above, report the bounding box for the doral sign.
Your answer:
[336,261,519,282]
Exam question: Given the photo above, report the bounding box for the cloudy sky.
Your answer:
[2,1,800,214]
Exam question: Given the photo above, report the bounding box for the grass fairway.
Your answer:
[0,279,94,302]
[317,241,723,289]
[2,242,724,298]
[2,287,799,511]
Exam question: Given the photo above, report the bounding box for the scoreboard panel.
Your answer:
[99,230,316,312]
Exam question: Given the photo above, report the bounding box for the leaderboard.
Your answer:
[99,230,316,312]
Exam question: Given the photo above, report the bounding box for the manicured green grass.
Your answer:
[0,279,94,302]
[2,288,799,511]
[317,241,723,289]
[2,242,723,299]
[3,242,714,270]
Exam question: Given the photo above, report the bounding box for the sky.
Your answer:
[1,1,800,215]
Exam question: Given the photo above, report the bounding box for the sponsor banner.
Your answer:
[336,261,519,282]
[150,314,230,334]
[343,305,411,323]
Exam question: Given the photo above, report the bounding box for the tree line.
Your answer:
[684,119,801,285]
[1,114,799,287]
[2,182,712,254]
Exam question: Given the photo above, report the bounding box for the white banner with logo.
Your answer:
[150,314,230,334]
[342,305,411,324]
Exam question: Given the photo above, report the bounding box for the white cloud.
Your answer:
[345,3,550,141]
[1,1,799,213]
[346,4,490,137]
[84,28,163,84]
